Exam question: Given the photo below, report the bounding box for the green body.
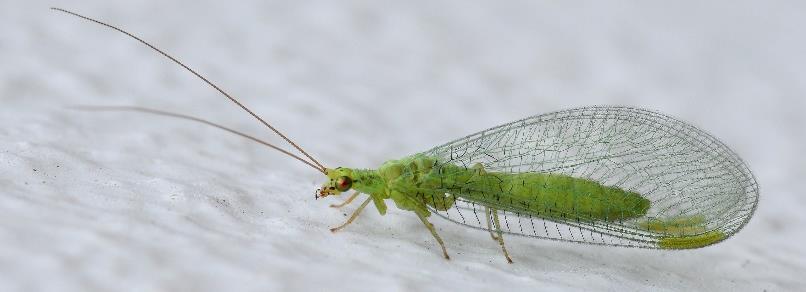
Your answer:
[329,155,649,225]
[324,154,724,249]
[427,163,651,222]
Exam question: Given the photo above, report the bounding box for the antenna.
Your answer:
[52,7,328,174]
[69,106,325,173]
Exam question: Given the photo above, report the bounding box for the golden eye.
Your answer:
[335,176,352,192]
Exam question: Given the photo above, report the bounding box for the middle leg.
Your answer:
[416,212,450,260]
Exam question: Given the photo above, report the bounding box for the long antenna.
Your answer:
[52,7,328,173]
[70,106,325,173]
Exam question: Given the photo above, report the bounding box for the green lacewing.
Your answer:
[54,8,759,263]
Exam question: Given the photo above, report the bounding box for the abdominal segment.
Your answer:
[430,166,651,222]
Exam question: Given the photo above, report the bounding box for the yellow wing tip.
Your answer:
[658,230,726,249]
[638,215,726,249]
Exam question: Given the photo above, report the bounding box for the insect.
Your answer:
[54,8,759,263]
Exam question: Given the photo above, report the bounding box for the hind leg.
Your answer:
[485,207,499,241]
[490,207,514,263]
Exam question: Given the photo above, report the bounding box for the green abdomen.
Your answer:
[443,169,650,222]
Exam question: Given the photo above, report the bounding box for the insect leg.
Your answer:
[490,208,514,264]
[330,191,361,208]
[485,207,499,241]
[330,197,372,233]
[472,164,499,240]
[415,212,450,260]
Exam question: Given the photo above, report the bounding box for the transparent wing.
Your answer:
[420,106,758,248]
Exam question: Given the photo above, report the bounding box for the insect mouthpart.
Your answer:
[317,186,337,199]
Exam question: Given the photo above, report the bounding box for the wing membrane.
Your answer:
[419,106,758,248]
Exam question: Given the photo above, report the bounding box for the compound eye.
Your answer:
[335,176,352,192]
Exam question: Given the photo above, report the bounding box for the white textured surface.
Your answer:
[2,1,805,291]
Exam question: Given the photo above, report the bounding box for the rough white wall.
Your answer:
[1,1,803,291]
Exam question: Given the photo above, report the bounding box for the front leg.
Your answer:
[330,197,372,232]
[330,191,361,208]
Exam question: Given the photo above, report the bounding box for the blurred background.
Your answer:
[1,1,804,291]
